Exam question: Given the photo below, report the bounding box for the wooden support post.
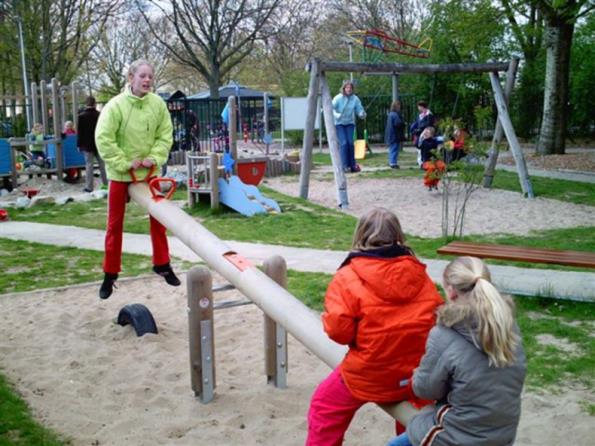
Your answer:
[59,87,67,127]
[40,80,48,133]
[263,256,288,389]
[320,74,349,208]
[30,82,38,128]
[483,58,519,187]
[489,72,534,198]
[51,78,63,180]
[187,266,216,403]
[186,152,197,208]
[298,59,320,200]
[9,138,17,187]
[228,95,237,174]
[209,152,219,210]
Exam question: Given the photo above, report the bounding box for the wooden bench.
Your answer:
[437,241,595,269]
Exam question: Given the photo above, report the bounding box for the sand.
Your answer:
[1,275,594,446]
[263,175,594,238]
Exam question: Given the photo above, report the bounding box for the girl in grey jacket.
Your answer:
[387,256,526,446]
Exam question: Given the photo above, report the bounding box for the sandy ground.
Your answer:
[0,276,593,446]
[263,174,594,238]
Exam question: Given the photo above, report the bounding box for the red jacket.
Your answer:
[323,253,443,403]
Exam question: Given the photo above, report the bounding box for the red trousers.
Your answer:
[103,180,170,273]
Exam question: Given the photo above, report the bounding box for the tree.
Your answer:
[137,0,282,98]
[13,0,122,83]
[88,10,174,99]
[533,0,593,154]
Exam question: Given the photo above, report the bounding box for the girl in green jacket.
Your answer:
[95,59,179,299]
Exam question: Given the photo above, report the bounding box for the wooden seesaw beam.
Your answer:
[128,182,420,425]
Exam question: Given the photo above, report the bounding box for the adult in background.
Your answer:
[77,96,107,192]
[410,101,435,167]
[95,59,180,299]
[384,100,405,169]
[332,80,366,173]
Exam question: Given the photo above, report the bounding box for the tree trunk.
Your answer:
[208,63,221,99]
[537,22,574,155]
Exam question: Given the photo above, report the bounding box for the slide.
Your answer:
[218,175,281,217]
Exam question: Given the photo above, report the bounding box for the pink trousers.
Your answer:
[103,180,170,273]
[306,367,367,446]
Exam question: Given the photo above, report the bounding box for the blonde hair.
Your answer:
[127,59,154,78]
[390,100,401,112]
[63,120,74,129]
[442,256,519,368]
[352,207,407,251]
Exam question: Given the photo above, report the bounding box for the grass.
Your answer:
[0,373,71,445]
[0,238,192,295]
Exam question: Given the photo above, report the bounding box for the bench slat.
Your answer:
[437,242,595,268]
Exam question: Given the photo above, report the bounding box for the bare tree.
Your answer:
[14,0,122,83]
[137,0,282,98]
[88,11,174,98]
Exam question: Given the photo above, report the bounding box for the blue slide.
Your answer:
[218,175,281,217]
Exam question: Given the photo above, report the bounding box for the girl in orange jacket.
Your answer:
[306,207,443,446]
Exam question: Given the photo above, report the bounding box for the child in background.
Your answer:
[306,207,443,446]
[28,122,46,161]
[63,121,76,135]
[386,256,526,446]
[418,127,445,191]
[449,127,469,162]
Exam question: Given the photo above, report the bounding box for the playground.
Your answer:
[0,138,594,445]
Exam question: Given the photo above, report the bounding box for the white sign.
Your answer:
[282,97,321,130]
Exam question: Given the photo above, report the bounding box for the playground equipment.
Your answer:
[117,303,158,337]
[186,152,280,216]
[298,58,533,209]
[128,180,418,424]
[347,29,432,61]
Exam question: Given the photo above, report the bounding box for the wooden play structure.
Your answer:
[128,181,419,424]
[1,79,83,187]
[298,58,534,208]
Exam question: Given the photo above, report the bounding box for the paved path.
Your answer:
[1,221,593,301]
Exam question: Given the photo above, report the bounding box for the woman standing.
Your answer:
[332,80,366,173]
[384,100,405,169]
[95,59,179,299]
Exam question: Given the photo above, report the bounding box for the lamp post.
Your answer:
[16,16,32,130]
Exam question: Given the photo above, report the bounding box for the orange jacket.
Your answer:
[323,253,443,403]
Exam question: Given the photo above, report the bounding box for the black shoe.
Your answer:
[83,187,93,193]
[390,165,400,169]
[99,273,118,299]
[153,263,181,286]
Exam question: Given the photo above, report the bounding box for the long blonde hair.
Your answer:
[442,256,519,368]
[352,207,407,251]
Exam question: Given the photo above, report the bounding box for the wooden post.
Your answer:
[209,152,219,210]
[483,58,519,187]
[51,78,63,180]
[320,74,349,208]
[30,82,38,128]
[298,59,320,200]
[489,72,534,198]
[40,80,48,133]
[263,256,288,389]
[186,152,196,208]
[228,95,237,174]
[59,87,67,128]
[187,266,216,403]
[9,138,17,187]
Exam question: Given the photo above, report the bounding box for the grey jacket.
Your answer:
[407,306,526,446]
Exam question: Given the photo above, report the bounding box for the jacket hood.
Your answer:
[347,252,428,304]
[438,303,481,349]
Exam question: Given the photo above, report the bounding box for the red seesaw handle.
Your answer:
[149,177,176,201]
[129,165,156,183]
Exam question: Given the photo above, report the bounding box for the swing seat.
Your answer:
[354,139,367,160]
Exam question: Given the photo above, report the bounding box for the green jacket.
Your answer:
[95,89,173,182]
